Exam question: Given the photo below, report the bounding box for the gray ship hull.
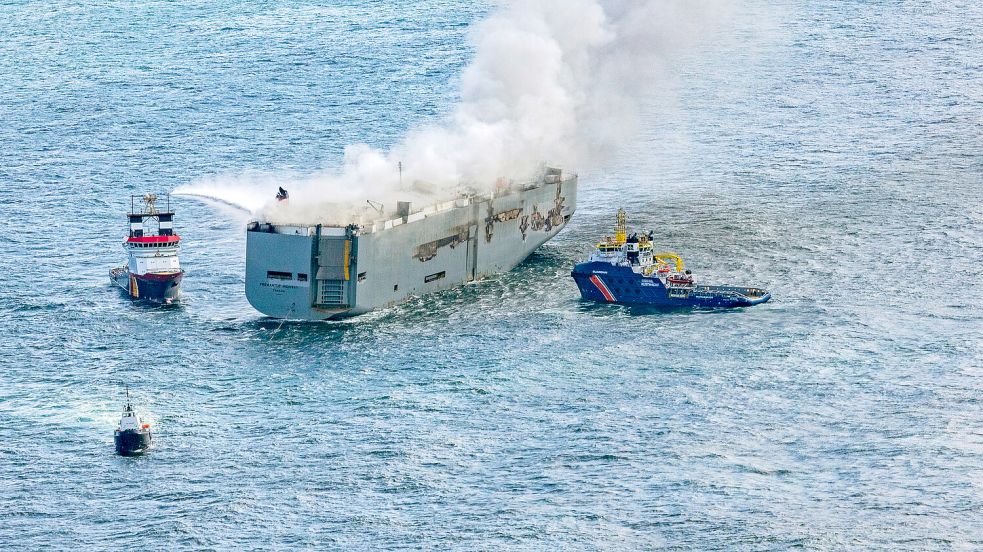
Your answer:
[245,174,577,320]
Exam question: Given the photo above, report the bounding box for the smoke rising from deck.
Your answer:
[175,0,733,224]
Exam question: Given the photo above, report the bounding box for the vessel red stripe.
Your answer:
[126,235,181,243]
[589,275,616,302]
[135,271,184,283]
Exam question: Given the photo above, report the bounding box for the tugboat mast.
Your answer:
[614,208,628,245]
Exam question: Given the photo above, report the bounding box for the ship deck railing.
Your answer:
[128,193,173,217]
[695,285,768,299]
[247,173,576,235]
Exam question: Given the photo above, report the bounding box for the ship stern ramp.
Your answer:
[245,224,354,320]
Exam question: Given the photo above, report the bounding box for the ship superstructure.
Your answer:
[571,209,770,308]
[110,194,184,303]
[245,168,577,320]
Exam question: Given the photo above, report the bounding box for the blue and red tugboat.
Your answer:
[571,209,771,308]
[110,194,184,303]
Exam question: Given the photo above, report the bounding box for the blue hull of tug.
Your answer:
[111,269,183,303]
[571,262,770,308]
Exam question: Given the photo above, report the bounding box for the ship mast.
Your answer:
[614,208,628,245]
[143,193,158,215]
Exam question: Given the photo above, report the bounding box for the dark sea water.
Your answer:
[1,1,981,549]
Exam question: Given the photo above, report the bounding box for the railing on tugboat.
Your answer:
[692,285,767,300]
[129,193,172,216]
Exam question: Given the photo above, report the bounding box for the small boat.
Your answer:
[110,193,184,303]
[114,389,152,456]
[571,209,771,308]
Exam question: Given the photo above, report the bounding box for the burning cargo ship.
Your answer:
[245,168,577,320]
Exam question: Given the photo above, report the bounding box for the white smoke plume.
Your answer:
[176,0,734,224]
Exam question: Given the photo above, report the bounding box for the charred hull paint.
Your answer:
[245,174,578,320]
[572,262,771,308]
[114,429,151,456]
[112,269,183,302]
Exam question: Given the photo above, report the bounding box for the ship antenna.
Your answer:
[125,385,130,408]
[143,193,158,215]
[398,161,403,187]
[615,208,628,245]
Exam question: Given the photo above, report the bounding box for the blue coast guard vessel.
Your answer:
[571,209,771,308]
[110,194,184,303]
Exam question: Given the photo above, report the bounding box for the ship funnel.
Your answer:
[397,201,411,221]
[544,167,562,184]
[614,208,627,245]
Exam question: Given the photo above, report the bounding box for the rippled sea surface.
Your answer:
[1,1,981,549]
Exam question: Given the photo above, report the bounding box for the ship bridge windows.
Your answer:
[130,241,175,248]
